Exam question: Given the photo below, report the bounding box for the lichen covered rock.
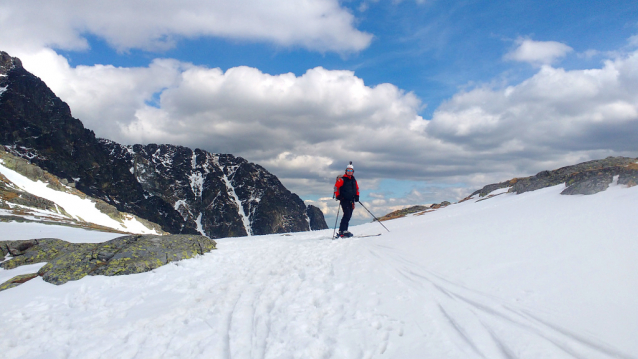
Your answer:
[0,238,81,270]
[0,234,216,287]
[0,273,39,292]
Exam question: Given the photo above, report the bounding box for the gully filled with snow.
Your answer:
[1,183,637,358]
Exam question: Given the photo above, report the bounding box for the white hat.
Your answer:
[346,161,354,171]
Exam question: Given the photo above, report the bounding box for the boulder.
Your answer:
[0,234,216,286]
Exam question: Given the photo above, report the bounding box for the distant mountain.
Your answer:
[0,50,327,237]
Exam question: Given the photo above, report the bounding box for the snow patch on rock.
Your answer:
[195,212,206,237]
[219,164,252,236]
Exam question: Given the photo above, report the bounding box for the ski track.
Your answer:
[1,232,406,358]
[365,242,634,359]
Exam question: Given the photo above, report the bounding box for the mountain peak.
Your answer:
[0,51,22,76]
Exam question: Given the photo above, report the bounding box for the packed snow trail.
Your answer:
[1,183,638,358]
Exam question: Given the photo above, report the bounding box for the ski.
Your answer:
[325,233,382,240]
[354,234,382,238]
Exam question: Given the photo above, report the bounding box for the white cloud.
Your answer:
[15,48,186,137]
[504,38,573,65]
[428,53,638,154]
[0,0,372,54]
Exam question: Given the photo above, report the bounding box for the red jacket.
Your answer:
[334,174,359,200]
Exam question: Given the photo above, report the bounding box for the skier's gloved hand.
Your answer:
[355,195,359,202]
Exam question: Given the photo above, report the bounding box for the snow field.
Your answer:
[1,182,638,358]
[0,222,125,243]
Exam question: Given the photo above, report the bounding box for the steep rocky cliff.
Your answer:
[101,141,316,237]
[0,51,327,237]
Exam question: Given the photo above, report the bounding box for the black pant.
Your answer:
[339,200,354,233]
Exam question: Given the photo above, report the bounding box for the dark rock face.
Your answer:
[307,205,329,230]
[470,157,638,197]
[0,51,328,237]
[102,141,316,237]
[0,235,217,287]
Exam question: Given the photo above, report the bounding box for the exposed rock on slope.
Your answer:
[470,157,638,197]
[377,201,451,222]
[0,50,327,237]
[307,205,329,230]
[0,234,216,289]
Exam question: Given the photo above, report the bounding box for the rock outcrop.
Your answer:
[307,205,329,230]
[377,200,452,222]
[0,234,216,289]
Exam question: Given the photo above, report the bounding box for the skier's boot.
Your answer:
[341,231,354,238]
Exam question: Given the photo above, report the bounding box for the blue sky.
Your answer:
[2,0,638,224]
[55,1,638,116]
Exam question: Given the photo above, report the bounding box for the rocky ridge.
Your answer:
[0,50,327,237]
[469,156,638,198]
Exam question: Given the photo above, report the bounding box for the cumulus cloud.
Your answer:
[505,38,573,65]
[428,53,638,154]
[12,46,638,219]
[0,0,372,53]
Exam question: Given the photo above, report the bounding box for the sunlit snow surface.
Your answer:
[1,183,638,358]
[0,222,124,243]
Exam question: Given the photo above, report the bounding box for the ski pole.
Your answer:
[332,203,341,238]
[358,201,390,232]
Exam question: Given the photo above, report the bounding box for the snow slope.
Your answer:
[1,182,637,358]
[0,159,160,235]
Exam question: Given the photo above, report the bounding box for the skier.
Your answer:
[334,162,359,238]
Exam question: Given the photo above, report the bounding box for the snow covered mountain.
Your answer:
[0,147,163,234]
[0,50,327,237]
[1,171,637,358]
